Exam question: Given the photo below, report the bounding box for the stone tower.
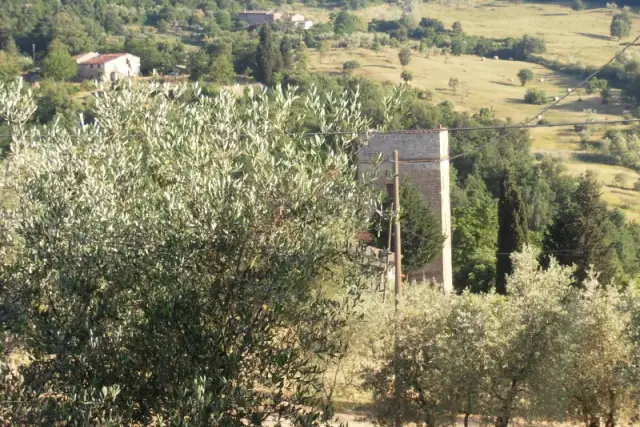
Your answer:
[358,130,453,294]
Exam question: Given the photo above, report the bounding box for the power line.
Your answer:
[440,33,640,164]
[1,117,638,141]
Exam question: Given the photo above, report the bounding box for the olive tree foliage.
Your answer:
[0,79,379,425]
[564,279,636,427]
[362,247,640,427]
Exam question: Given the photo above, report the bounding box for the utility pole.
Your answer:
[393,150,402,303]
[393,149,403,427]
[382,182,394,303]
[32,44,36,63]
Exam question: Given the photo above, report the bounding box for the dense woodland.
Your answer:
[3,0,640,426]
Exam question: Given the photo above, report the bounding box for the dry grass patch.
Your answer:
[309,46,622,130]
[349,1,640,66]
[292,1,639,66]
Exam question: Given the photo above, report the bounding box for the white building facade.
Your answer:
[74,53,141,81]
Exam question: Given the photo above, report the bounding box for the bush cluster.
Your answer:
[359,248,640,427]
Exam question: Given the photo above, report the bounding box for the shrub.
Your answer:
[517,68,534,86]
[398,46,412,66]
[418,89,434,101]
[334,10,359,35]
[363,248,639,427]
[572,0,586,10]
[449,77,460,92]
[525,88,547,104]
[400,69,413,82]
[451,37,466,55]
[586,77,608,95]
[611,12,632,40]
[516,34,546,59]
[342,60,361,74]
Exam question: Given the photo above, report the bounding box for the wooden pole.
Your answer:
[393,150,402,427]
[393,150,402,302]
[382,182,393,303]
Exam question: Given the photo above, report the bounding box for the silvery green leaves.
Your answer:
[0,79,374,425]
[362,248,639,427]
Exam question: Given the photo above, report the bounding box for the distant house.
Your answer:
[237,10,282,26]
[288,13,313,29]
[73,52,141,81]
[290,13,305,24]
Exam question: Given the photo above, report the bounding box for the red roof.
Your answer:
[238,10,274,14]
[82,53,128,65]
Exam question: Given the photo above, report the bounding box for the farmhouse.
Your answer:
[290,13,305,23]
[74,52,141,81]
[237,10,282,26]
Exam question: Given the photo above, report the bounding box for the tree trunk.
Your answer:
[585,416,600,427]
[426,413,435,427]
[464,413,470,427]
[495,414,510,427]
[604,413,615,427]
[495,379,518,427]
[604,389,616,427]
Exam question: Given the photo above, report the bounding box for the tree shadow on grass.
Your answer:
[364,64,396,70]
[505,97,526,104]
[572,152,617,165]
[575,32,612,41]
[491,80,517,87]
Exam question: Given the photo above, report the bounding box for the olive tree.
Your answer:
[0,79,376,425]
[398,46,412,67]
[482,248,575,427]
[517,68,534,86]
[362,285,454,427]
[611,12,632,40]
[363,248,576,427]
[563,277,635,427]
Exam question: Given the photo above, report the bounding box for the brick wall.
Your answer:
[358,130,453,293]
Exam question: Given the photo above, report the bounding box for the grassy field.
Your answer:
[309,46,640,217]
[292,1,640,66]
[357,2,640,66]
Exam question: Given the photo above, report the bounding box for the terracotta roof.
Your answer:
[72,52,100,63]
[82,53,128,65]
[238,10,274,14]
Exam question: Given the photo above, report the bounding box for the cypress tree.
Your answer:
[371,181,444,271]
[255,24,280,86]
[280,36,294,69]
[495,168,529,294]
[543,173,617,286]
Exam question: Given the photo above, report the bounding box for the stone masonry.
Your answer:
[358,130,453,294]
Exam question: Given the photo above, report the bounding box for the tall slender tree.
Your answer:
[495,168,529,294]
[371,181,444,272]
[280,36,293,70]
[542,173,617,286]
[255,24,280,86]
